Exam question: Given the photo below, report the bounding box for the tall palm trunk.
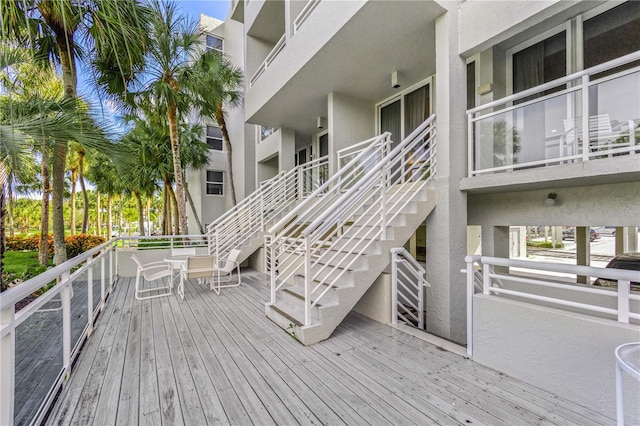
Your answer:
[134,191,145,236]
[162,185,170,235]
[118,193,124,235]
[96,192,101,237]
[166,92,188,235]
[107,195,113,239]
[52,32,77,265]
[0,164,6,291]
[79,151,89,234]
[70,168,77,235]
[214,106,237,206]
[7,174,14,237]
[166,184,179,235]
[185,182,205,234]
[39,146,51,266]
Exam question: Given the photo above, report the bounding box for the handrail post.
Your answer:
[0,303,16,425]
[100,253,106,312]
[466,257,475,357]
[304,238,311,326]
[298,167,303,200]
[482,262,491,295]
[467,113,474,177]
[270,241,277,304]
[380,160,387,240]
[260,193,265,231]
[391,250,398,325]
[418,259,424,330]
[581,75,590,162]
[87,258,94,336]
[62,272,72,374]
[617,280,630,323]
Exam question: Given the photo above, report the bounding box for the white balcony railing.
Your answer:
[464,255,640,357]
[467,51,640,176]
[293,0,320,34]
[0,235,206,426]
[249,34,286,87]
[391,247,429,330]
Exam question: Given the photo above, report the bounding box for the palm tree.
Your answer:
[86,152,119,238]
[1,0,150,263]
[119,1,202,235]
[190,50,244,206]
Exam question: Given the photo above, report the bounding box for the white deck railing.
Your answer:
[249,34,286,87]
[467,51,640,176]
[391,247,429,330]
[464,255,640,357]
[268,116,437,326]
[0,235,208,426]
[293,0,320,34]
[207,156,328,263]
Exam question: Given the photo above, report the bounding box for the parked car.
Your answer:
[561,227,599,241]
[594,253,640,289]
[597,226,616,236]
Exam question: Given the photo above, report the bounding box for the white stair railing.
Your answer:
[269,115,437,326]
[391,247,430,330]
[207,156,328,262]
[266,132,393,301]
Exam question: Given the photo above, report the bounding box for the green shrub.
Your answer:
[5,234,105,259]
[527,241,564,249]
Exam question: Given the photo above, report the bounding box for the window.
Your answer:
[260,126,276,140]
[512,30,566,96]
[206,34,223,53]
[206,171,224,195]
[206,126,223,150]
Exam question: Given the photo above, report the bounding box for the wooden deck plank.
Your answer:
[150,295,184,424]
[116,277,143,425]
[138,298,162,424]
[344,313,612,426]
[157,290,208,425]
[49,277,126,425]
[181,283,292,425]
[92,277,137,425]
[230,275,410,425]
[164,285,230,425]
[192,281,340,426]
[44,270,616,426]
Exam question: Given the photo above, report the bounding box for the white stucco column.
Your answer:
[327,92,374,176]
[576,226,591,284]
[425,9,468,344]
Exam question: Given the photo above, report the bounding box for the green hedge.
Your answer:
[5,234,106,259]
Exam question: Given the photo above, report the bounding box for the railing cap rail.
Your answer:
[466,50,640,115]
[391,247,426,275]
[471,255,640,282]
[267,132,391,235]
[302,114,436,238]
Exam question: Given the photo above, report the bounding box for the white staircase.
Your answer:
[266,116,437,345]
[206,156,328,265]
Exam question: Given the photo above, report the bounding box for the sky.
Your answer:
[83,0,231,129]
[177,0,231,21]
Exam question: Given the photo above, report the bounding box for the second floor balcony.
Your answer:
[464,51,640,191]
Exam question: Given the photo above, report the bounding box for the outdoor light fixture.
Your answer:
[316,116,326,129]
[544,193,557,206]
[391,70,400,89]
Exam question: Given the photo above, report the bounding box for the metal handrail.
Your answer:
[391,247,429,330]
[293,0,321,33]
[269,115,437,326]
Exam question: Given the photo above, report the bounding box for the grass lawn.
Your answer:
[4,251,52,282]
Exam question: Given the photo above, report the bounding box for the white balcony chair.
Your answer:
[132,254,173,300]
[211,249,242,295]
[178,255,216,300]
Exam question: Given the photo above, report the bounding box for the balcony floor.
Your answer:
[48,269,612,425]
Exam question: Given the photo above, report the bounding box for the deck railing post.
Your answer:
[380,162,387,240]
[466,256,475,357]
[617,279,630,323]
[581,75,590,162]
[304,238,311,326]
[87,258,94,336]
[62,272,72,374]
[482,262,491,295]
[101,253,106,312]
[0,304,16,425]
[391,250,398,325]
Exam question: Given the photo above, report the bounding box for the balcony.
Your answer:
[464,51,640,191]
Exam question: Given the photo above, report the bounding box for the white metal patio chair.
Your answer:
[132,254,173,300]
[178,255,216,300]
[211,249,242,295]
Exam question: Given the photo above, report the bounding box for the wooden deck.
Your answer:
[46,269,613,425]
